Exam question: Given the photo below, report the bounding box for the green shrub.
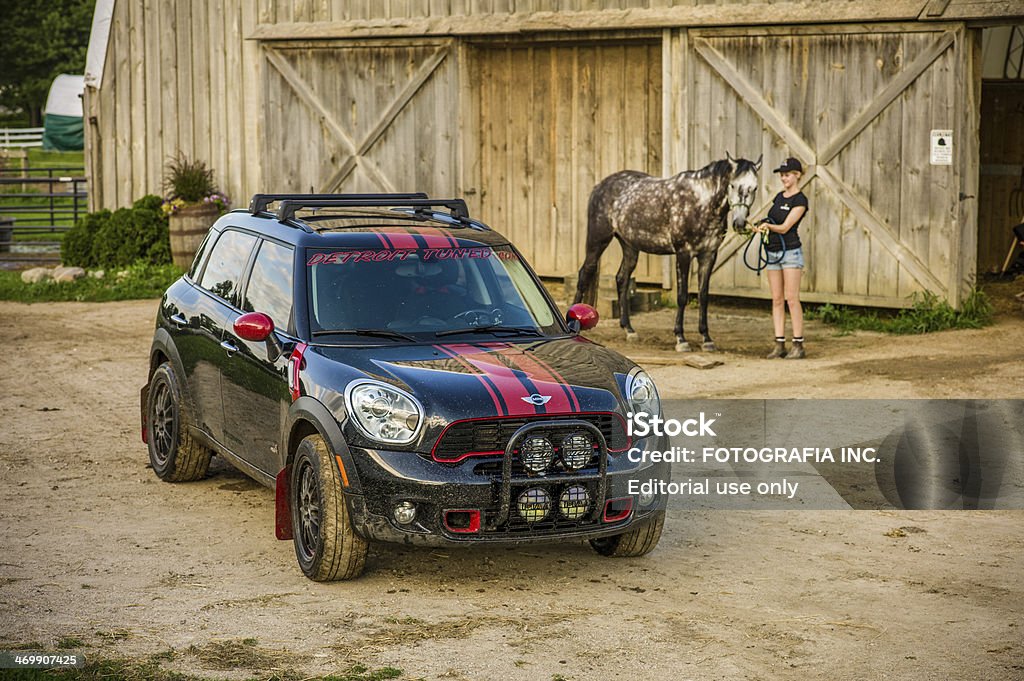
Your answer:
[808,288,993,335]
[61,208,111,268]
[61,195,170,269]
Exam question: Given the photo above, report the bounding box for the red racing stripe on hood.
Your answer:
[442,343,540,416]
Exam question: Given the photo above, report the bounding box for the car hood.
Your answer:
[308,336,636,446]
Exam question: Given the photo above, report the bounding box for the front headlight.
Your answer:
[345,380,423,445]
[625,368,661,417]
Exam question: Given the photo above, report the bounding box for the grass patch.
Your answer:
[806,289,993,335]
[0,262,182,302]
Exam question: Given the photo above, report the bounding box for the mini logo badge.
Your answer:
[522,394,552,406]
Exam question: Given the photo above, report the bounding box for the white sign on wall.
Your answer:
[930,129,953,166]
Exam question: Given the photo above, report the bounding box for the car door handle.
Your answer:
[220,339,238,356]
[170,313,187,327]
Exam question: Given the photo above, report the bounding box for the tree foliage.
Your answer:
[0,0,94,126]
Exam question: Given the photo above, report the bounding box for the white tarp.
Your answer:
[84,0,115,89]
[44,74,85,117]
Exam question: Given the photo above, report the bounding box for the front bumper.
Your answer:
[343,420,670,547]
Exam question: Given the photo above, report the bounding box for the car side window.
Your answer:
[198,229,257,307]
[243,239,294,333]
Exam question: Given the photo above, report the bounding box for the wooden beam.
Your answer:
[818,31,955,166]
[922,0,953,17]
[816,165,948,294]
[921,1,1024,20]
[248,2,930,41]
[693,38,817,166]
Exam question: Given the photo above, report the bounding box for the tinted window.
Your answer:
[199,230,257,306]
[187,231,214,280]
[244,240,294,333]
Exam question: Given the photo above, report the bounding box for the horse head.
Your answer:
[725,152,762,232]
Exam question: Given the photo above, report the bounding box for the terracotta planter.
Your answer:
[169,202,220,269]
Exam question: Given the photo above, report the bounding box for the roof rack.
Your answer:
[248,193,428,215]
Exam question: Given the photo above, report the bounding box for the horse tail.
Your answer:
[575,182,616,306]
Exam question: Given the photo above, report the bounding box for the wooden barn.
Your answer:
[83,1,1024,308]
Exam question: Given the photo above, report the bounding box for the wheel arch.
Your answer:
[282,396,361,494]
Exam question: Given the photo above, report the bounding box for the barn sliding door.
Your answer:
[688,25,976,307]
[470,41,663,282]
[261,40,458,197]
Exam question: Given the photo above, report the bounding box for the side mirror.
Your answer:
[234,312,275,342]
[566,303,599,332]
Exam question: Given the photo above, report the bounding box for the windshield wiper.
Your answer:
[312,328,417,341]
[434,325,543,338]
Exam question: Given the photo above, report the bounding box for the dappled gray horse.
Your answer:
[573,154,761,352]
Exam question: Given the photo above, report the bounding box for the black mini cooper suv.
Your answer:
[142,194,669,580]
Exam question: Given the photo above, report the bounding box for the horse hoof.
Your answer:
[675,341,692,353]
[625,331,639,342]
[702,342,717,352]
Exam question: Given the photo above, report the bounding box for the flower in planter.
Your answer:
[162,153,229,215]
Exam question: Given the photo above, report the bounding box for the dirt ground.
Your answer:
[1,291,1022,680]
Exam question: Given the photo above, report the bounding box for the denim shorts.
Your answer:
[765,246,804,270]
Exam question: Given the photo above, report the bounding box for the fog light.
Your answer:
[519,436,555,473]
[517,488,551,523]
[560,433,593,470]
[639,489,656,507]
[559,485,590,520]
[393,501,417,525]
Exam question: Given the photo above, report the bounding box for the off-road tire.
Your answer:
[147,362,212,482]
[290,434,369,581]
[589,510,665,557]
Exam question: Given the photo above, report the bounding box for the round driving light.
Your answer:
[560,433,593,470]
[519,436,555,473]
[559,485,590,520]
[516,488,551,523]
[392,501,417,525]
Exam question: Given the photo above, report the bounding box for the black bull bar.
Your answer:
[489,419,609,530]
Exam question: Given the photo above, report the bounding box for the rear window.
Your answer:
[199,229,257,307]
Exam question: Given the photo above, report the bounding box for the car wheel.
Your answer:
[589,510,665,557]
[290,434,369,581]
[147,362,212,482]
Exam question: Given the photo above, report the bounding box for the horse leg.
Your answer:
[617,241,640,340]
[674,251,693,352]
[573,211,615,306]
[696,249,719,351]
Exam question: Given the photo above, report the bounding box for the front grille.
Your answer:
[432,412,628,463]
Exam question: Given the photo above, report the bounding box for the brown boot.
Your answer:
[785,340,806,359]
[765,339,786,359]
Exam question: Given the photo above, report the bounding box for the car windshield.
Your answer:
[306,244,564,340]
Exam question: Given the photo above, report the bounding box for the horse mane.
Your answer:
[683,159,730,179]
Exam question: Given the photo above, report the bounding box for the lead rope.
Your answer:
[738,221,786,276]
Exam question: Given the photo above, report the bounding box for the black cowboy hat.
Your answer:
[773,157,803,174]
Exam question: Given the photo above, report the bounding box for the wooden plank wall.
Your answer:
[471,41,663,281]
[261,42,458,197]
[687,26,964,307]
[87,0,261,212]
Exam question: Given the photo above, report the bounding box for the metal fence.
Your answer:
[0,166,87,264]
[0,127,45,149]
